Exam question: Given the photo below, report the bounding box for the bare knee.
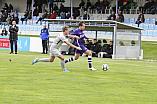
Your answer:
[88,52,92,56]
[75,57,78,60]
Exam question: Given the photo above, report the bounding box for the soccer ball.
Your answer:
[102,64,109,71]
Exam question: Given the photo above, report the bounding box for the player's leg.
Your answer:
[65,53,80,63]
[84,50,97,71]
[58,55,69,72]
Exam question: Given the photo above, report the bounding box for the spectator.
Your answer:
[9,21,19,54]
[126,0,135,14]
[27,10,32,19]
[119,41,125,46]
[6,14,11,25]
[102,0,110,13]
[59,3,64,15]
[115,16,122,22]
[73,8,80,18]
[84,0,92,11]
[83,11,90,20]
[78,0,85,9]
[36,0,42,13]
[33,6,39,16]
[1,14,7,25]
[151,0,157,14]
[108,11,116,20]
[1,27,8,36]
[46,11,51,19]
[26,0,32,11]
[3,10,8,18]
[85,40,92,50]
[61,12,66,19]
[82,39,93,57]
[10,10,14,16]
[66,11,71,19]
[53,4,58,11]
[90,39,100,57]
[91,0,100,13]
[106,16,109,20]
[21,10,29,23]
[40,24,49,54]
[111,17,114,20]
[98,41,113,58]
[148,0,155,13]
[135,11,145,27]
[143,0,150,14]
[36,10,48,23]
[97,0,105,13]
[112,0,123,13]
[0,14,2,24]
[42,0,48,13]
[120,0,132,13]
[50,10,56,19]
[14,10,18,17]
[13,15,19,24]
[118,11,124,22]
[1,3,8,14]
[86,0,92,9]
[49,0,54,12]
[53,4,59,16]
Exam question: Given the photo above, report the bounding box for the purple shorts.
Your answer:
[75,45,88,54]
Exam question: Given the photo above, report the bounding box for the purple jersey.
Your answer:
[70,28,89,47]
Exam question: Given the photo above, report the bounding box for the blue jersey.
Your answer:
[40,28,49,40]
[70,28,89,46]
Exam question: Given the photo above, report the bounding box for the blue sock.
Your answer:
[88,56,92,68]
[65,57,75,63]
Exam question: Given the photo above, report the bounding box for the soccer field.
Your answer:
[0,50,157,104]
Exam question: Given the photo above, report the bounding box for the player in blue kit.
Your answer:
[65,21,96,71]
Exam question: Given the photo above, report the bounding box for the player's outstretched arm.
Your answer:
[64,40,82,50]
[66,35,80,39]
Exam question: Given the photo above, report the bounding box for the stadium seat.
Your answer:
[31,26,34,31]
[19,16,22,20]
[23,26,26,31]
[37,16,40,20]
[151,19,156,24]
[19,21,22,25]
[145,18,150,24]
[38,21,41,25]
[125,18,130,23]
[38,26,42,31]
[54,27,58,31]
[34,26,38,31]
[155,25,157,30]
[27,26,30,31]
[23,21,26,25]
[139,24,144,29]
[142,31,148,36]
[33,16,36,20]
[56,17,60,19]
[19,26,23,31]
[144,24,149,30]
[130,18,135,23]
[149,25,155,30]
[27,21,30,25]
[133,24,138,27]
[42,21,46,25]
[50,26,54,31]
[148,31,154,36]
[154,31,157,36]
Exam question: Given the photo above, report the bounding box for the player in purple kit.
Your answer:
[65,21,96,71]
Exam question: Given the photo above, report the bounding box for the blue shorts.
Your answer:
[75,45,88,54]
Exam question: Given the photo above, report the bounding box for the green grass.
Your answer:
[141,41,157,60]
[0,50,157,104]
